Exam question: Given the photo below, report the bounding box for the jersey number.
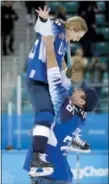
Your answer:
[29,69,36,78]
[66,104,74,115]
[58,41,64,55]
[29,40,46,62]
[29,40,39,59]
[48,124,72,155]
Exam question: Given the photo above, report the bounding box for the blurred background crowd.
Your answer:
[1,1,109,114]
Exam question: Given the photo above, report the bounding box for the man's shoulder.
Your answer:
[60,98,76,123]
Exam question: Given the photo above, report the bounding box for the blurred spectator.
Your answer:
[64,47,88,81]
[105,1,109,25]
[1,1,18,55]
[55,5,67,21]
[71,55,87,84]
[78,2,99,17]
[88,53,107,112]
[78,2,99,57]
[65,55,87,86]
[25,1,45,25]
[88,53,107,84]
[25,1,34,24]
[61,56,88,95]
[72,47,88,68]
[106,58,109,72]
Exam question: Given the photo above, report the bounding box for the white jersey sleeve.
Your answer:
[34,17,54,37]
[61,69,71,91]
[47,67,68,121]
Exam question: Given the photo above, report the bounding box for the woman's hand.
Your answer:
[35,6,50,20]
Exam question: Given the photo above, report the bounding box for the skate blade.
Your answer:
[29,167,54,177]
[68,147,91,153]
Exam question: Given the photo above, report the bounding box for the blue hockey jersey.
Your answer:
[23,98,85,182]
[46,99,85,182]
[26,20,67,83]
[23,66,86,182]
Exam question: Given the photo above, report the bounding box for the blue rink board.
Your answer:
[2,113,108,150]
[2,150,108,184]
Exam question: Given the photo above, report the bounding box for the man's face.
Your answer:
[71,89,87,108]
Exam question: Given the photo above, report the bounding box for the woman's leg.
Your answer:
[2,32,8,55]
[9,29,14,53]
[25,79,54,153]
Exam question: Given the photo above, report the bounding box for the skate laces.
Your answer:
[39,154,49,163]
[74,134,86,147]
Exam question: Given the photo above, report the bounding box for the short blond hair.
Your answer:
[65,16,88,33]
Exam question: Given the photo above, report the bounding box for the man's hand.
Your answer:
[43,36,57,69]
[43,35,55,54]
[35,6,50,20]
[43,36,55,47]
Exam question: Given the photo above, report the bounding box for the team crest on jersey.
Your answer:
[54,20,61,26]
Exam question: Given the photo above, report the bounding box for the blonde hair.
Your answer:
[65,16,88,33]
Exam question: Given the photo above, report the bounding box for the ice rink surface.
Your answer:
[2,150,108,184]
[2,150,31,184]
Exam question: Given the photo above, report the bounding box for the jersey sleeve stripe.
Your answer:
[47,67,68,118]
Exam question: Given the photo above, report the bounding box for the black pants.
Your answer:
[25,2,33,14]
[2,29,14,55]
